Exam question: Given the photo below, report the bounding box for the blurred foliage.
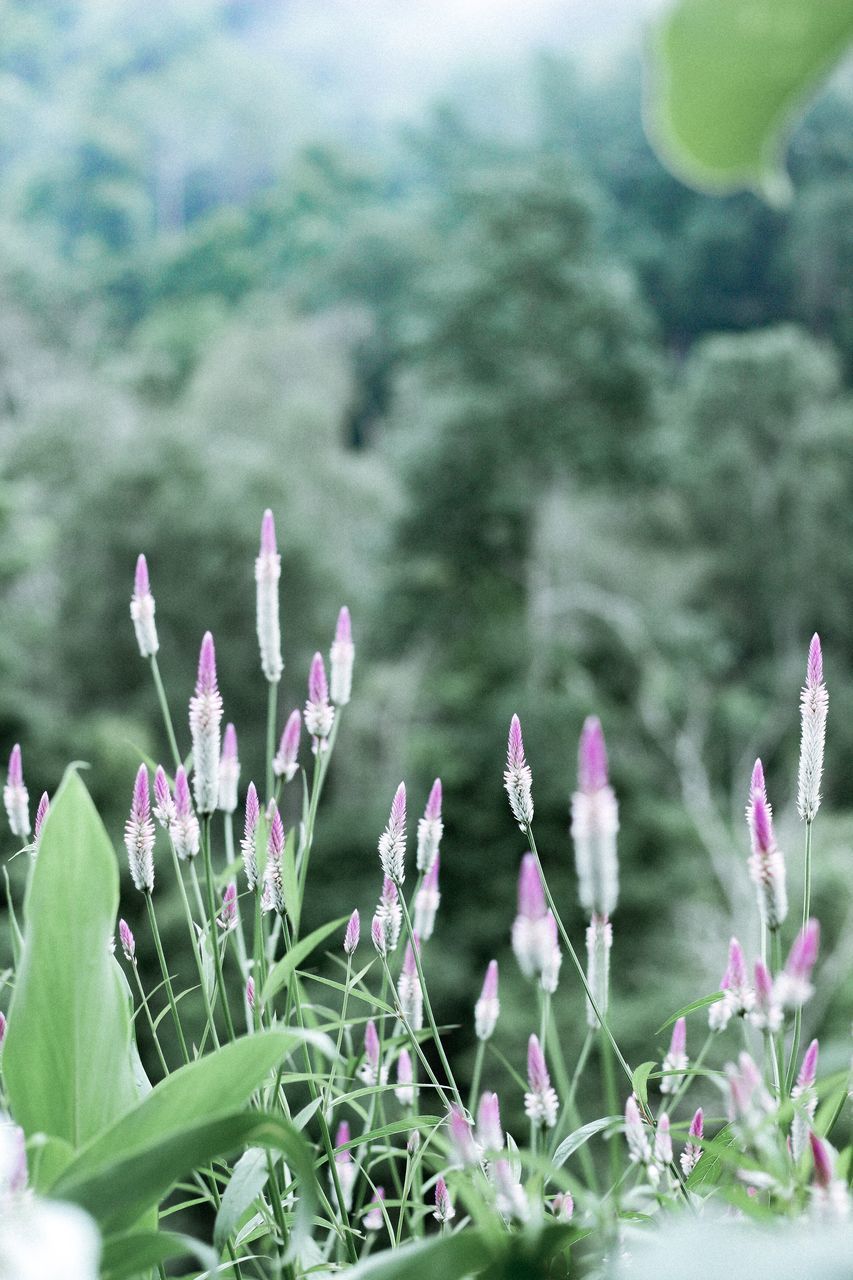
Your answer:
[0,0,851,1141]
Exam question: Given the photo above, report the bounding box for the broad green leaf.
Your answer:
[341,1229,494,1279]
[646,0,853,196]
[4,771,140,1152]
[656,992,723,1034]
[262,915,349,1003]
[213,1146,269,1253]
[101,1229,217,1280]
[54,1109,317,1245]
[631,1060,656,1110]
[50,1030,318,1190]
[552,1116,620,1169]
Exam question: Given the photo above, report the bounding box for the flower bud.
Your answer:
[130,553,158,658]
[255,510,283,684]
[330,606,355,706]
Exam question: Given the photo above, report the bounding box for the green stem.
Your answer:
[468,1039,486,1114]
[145,892,190,1065]
[397,889,463,1108]
[150,654,181,770]
[130,961,170,1076]
[169,838,220,1049]
[266,680,278,807]
[786,820,813,1094]
[202,816,236,1041]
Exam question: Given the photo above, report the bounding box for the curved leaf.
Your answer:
[213,1146,269,1253]
[4,771,141,1156]
[262,915,349,1003]
[101,1230,217,1280]
[552,1116,620,1169]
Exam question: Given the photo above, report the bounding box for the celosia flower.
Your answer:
[124,764,155,893]
[171,765,200,861]
[680,1107,703,1177]
[416,778,443,872]
[218,882,238,932]
[241,782,260,889]
[378,783,406,884]
[304,652,334,752]
[218,722,240,814]
[358,1020,384,1086]
[809,1133,850,1220]
[433,1175,455,1223]
[709,937,755,1031]
[262,804,285,915]
[255,509,283,684]
[504,714,533,829]
[334,1120,356,1210]
[343,909,360,955]
[272,710,301,781]
[724,1051,774,1133]
[660,1017,688,1095]
[539,910,562,995]
[448,1106,478,1166]
[571,716,619,919]
[550,1192,574,1220]
[413,855,440,940]
[370,914,386,957]
[476,1091,504,1154]
[654,1112,673,1166]
[118,919,135,962]
[246,976,255,1010]
[152,766,175,828]
[511,853,550,979]
[4,745,30,840]
[395,1048,415,1107]
[33,792,49,852]
[330,606,355,706]
[474,960,500,1041]
[624,1094,652,1167]
[746,759,787,931]
[524,1034,558,1129]
[397,938,423,1031]
[492,1158,529,1223]
[585,915,612,1029]
[775,919,820,1008]
[0,1116,27,1194]
[375,877,402,952]
[363,1186,385,1232]
[791,1039,819,1162]
[749,958,783,1032]
[130,553,158,658]
[189,632,223,814]
[798,634,827,822]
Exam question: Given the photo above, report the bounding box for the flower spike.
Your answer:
[504,714,533,829]
[130,553,159,658]
[124,764,155,893]
[256,509,283,684]
[189,632,223,815]
[797,633,827,822]
[330,606,355,706]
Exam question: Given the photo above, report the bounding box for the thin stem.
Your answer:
[468,1039,486,1114]
[266,680,278,807]
[145,892,190,1065]
[786,820,813,1093]
[130,961,170,1076]
[169,838,220,1049]
[202,816,236,1041]
[397,889,463,1109]
[150,654,181,770]
[322,955,352,1117]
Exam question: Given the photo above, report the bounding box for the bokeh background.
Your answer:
[1,0,851,1133]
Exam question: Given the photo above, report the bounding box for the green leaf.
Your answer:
[50,1030,316,1194]
[4,771,141,1155]
[552,1116,620,1169]
[341,1229,494,1279]
[646,0,853,196]
[631,1060,656,1110]
[656,992,723,1034]
[55,1109,317,1244]
[283,826,299,931]
[213,1146,269,1253]
[262,915,349,1003]
[101,1230,218,1280]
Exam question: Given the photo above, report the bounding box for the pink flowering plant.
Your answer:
[0,514,848,1279]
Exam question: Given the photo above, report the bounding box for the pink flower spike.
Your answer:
[8,744,22,788]
[689,1108,703,1140]
[402,937,419,979]
[197,631,218,697]
[335,1120,351,1159]
[34,791,49,844]
[0,1011,6,1046]
[119,919,135,962]
[273,709,302,781]
[669,1016,686,1058]
[433,1176,455,1223]
[517,853,546,919]
[344,909,360,955]
[371,914,387,956]
[807,633,823,688]
[525,1035,558,1129]
[754,958,773,1003]
[124,764,155,893]
[174,766,191,818]
[308,652,329,705]
[750,758,766,799]
[798,1039,819,1091]
[727,937,748,991]
[244,781,259,833]
[481,958,498,1002]
[260,508,277,557]
[505,714,534,829]
[448,1106,478,1165]
[394,1047,415,1107]
[219,882,238,931]
[578,716,609,793]
[134,553,150,598]
[476,1091,504,1153]
[363,1187,385,1231]
[810,1132,833,1189]
[364,1019,380,1074]
[262,803,286,914]
[335,605,352,645]
[378,783,407,883]
[425,778,442,821]
[153,766,173,828]
[507,715,525,770]
[222,722,238,761]
[787,918,820,981]
[4,744,29,839]
[246,976,255,1010]
[218,722,240,813]
[527,1034,549,1094]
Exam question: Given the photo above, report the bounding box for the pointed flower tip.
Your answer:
[425,777,442,820]
[508,714,524,763]
[391,781,406,825]
[308,652,328,704]
[197,631,218,693]
[222,722,238,759]
[8,744,22,786]
[689,1107,703,1139]
[344,909,360,955]
[810,1131,833,1188]
[174,764,191,813]
[579,715,608,792]
[807,633,823,687]
[335,605,352,643]
[482,959,499,999]
[133,764,150,816]
[750,757,765,796]
[260,509,277,556]
[134,553,150,597]
[671,1016,686,1055]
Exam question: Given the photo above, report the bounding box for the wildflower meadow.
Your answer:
[0,510,848,1280]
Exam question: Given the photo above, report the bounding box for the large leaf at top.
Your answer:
[4,770,141,1158]
[645,0,853,196]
